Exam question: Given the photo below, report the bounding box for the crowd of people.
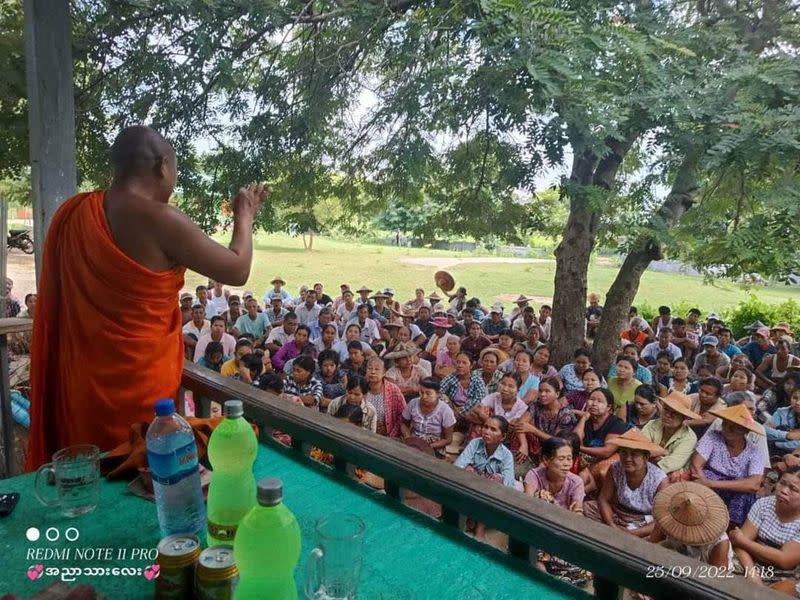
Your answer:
[181,276,800,593]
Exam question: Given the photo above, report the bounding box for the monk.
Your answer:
[26,125,269,470]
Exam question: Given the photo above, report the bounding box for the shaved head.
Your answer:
[110,126,174,179]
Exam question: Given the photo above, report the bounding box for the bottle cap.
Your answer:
[256,478,283,507]
[154,398,175,417]
[223,400,244,419]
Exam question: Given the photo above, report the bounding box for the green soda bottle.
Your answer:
[206,400,257,545]
[233,478,301,600]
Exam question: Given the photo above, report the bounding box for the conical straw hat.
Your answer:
[610,428,666,458]
[708,403,764,435]
[653,482,729,545]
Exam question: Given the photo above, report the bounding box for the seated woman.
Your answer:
[729,467,800,587]
[722,366,757,402]
[524,436,584,512]
[716,352,754,383]
[197,340,227,373]
[575,388,630,494]
[384,342,427,400]
[765,387,800,454]
[511,350,540,405]
[659,357,697,396]
[649,351,673,389]
[283,355,324,408]
[474,347,504,394]
[461,321,492,365]
[434,336,462,379]
[512,378,576,468]
[530,345,559,381]
[759,372,800,418]
[641,392,701,482]
[625,384,661,429]
[606,356,642,419]
[401,377,456,456]
[341,340,368,380]
[364,357,407,438]
[558,348,592,393]
[691,404,766,527]
[565,368,601,412]
[454,415,516,487]
[755,337,800,393]
[649,481,732,569]
[584,429,668,538]
[272,324,316,373]
[490,329,516,364]
[609,343,653,385]
[440,352,488,428]
[313,323,339,354]
[326,375,377,432]
[317,350,346,411]
[685,377,726,438]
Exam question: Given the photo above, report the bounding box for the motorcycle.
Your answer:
[7,229,34,254]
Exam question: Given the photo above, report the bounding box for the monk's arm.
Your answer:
[156,184,267,285]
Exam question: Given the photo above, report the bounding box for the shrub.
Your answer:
[721,295,800,339]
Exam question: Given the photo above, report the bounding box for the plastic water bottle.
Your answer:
[234,478,301,600]
[146,398,206,536]
[206,400,257,545]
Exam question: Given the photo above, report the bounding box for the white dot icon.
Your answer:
[26,527,40,542]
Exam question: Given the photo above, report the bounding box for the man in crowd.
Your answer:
[512,306,536,341]
[314,282,333,306]
[414,304,435,339]
[194,315,236,362]
[27,125,266,469]
[717,327,742,358]
[233,297,271,345]
[195,284,219,317]
[742,326,776,367]
[221,338,254,377]
[671,317,700,364]
[179,292,194,325]
[266,311,298,354]
[295,287,322,325]
[221,294,242,330]
[622,317,650,349]
[183,303,210,360]
[263,275,292,305]
[537,304,552,341]
[481,305,507,342]
[692,335,730,375]
[348,303,381,345]
[21,293,37,319]
[641,327,682,365]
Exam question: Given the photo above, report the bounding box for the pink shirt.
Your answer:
[523,466,585,509]
[193,332,236,362]
[480,393,528,421]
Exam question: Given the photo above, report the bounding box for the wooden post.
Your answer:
[23,0,77,279]
[0,198,10,477]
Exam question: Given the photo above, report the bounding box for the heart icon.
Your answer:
[143,564,160,581]
[27,564,44,580]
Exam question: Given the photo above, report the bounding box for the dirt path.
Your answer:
[401,256,549,269]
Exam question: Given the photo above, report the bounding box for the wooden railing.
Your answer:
[180,361,784,600]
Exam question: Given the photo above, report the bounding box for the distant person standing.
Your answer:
[27,125,268,470]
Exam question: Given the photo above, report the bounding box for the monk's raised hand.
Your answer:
[233,182,271,220]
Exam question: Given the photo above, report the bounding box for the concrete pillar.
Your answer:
[23,0,77,280]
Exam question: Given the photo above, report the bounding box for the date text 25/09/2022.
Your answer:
[646,565,775,579]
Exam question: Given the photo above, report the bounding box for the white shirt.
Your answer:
[425,332,456,355]
[294,302,322,326]
[346,317,381,345]
[183,320,210,338]
[266,326,294,346]
[196,299,219,317]
[537,316,552,341]
[208,292,229,316]
[193,332,237,362]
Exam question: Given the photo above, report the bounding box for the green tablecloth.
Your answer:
[1,442,584,599]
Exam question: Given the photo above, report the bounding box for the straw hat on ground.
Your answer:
[270,276,286,285]
[435,271,455,292]
[384,342,420,360]
[661,391,702,420]
[610,428,666,457]
[653,481,729,546]
[708,404,764,435]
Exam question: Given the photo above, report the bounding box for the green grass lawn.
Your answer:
[184,232,800,311]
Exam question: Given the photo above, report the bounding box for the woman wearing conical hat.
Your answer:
[690,404,766,527]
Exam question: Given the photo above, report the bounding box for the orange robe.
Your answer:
[26,191,185,470]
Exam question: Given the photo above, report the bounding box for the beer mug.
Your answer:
[305,513,365,600]
[34,444,100,517]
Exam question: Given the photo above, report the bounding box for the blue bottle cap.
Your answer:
[154,398,175,416]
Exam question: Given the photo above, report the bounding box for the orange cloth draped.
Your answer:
[26,191,185,470]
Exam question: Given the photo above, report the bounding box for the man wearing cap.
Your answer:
[481,305,508,342]
[508,294,530,324]
[641,328,682,365]
[233,297,271,344]
[194,315,236,363]
[741,326,776,368]
[445,286,468,315]
[263,276,292,305]
[313,283,333,306]
[179,292,194,325]
[692,335,730,375]
[294,288,322,325]
[265,295,288,326]
[370,292,392,324]
[182,302,211,359]
[355,286,374,307]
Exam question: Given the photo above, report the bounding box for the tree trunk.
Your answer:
[301,232,308,250]
[308,229,314,251]
[592,150,701,373]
